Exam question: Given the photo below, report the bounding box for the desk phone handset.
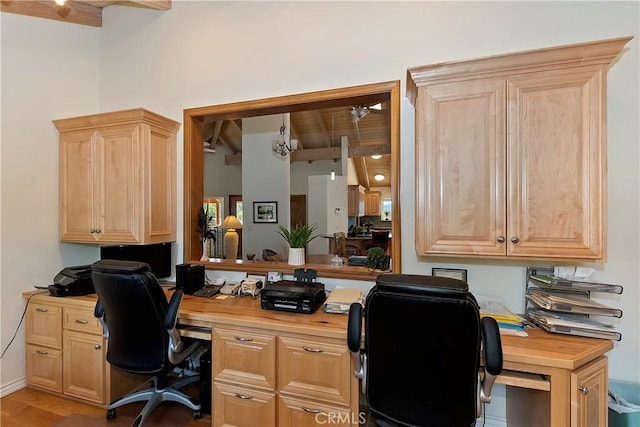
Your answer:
[219,282,240,295]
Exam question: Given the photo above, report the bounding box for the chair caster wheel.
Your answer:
[193,410,201,420]
[106,408,116,419]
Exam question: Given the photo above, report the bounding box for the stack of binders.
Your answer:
[476,295,527,337]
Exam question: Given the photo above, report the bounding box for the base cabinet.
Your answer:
[24,293,142,406]
[212,325,357,426]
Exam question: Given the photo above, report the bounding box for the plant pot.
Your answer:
[200,239,209,262]
[288,247,305,266]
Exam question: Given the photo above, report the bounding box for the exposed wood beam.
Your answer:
[348,144,391,157]
[353,157,370,189]
[291,147,341,162]
[1,0,103,27]
[211,121,223,146]
[124,0,171,10]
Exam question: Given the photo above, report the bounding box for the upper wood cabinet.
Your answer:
[55,109,180,245]
[408,37,632,260]
[363,191,381,216]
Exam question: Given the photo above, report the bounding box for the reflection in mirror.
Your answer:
[184,81,401,279]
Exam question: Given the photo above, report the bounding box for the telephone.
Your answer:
[46,265,94,297]
[239,275,264,297]
[219,282,241,295]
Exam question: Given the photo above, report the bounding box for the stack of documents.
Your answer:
[528,309,621,341]
[527,288,623,317]
[324,288,364,314]
[476,295,527,337]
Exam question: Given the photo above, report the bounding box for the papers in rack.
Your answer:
[528,309,621,341]
[476,295,528,337]
[324,288,364,314]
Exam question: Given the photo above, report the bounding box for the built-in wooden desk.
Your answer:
[24,291,613,426]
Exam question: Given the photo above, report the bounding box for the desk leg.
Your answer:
[548,367,571,427]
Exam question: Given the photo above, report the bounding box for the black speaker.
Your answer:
[175,263,204,295]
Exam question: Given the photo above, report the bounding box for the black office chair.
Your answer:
[92,259,203,426]
[347,274,503,427]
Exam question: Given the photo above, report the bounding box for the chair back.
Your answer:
[364,274,481,426]
[92,259,170,374]
[369,230,389,251]
[333,232,346,257]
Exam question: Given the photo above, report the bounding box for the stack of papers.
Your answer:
[324,288,364,314]
[476,295,528,337]
[527,288,623,317]
[528,309,621,341]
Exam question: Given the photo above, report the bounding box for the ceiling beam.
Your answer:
[1,0,103,27]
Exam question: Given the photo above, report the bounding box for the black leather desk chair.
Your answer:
[366,230,390,252]
[348,274,503,427]
[92,259,203,426]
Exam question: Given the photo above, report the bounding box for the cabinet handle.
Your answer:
[90,229,96,233]
[95,229,101,234]
[36,350,48,355]
[94,344,102,350]
[75,319,88,324]
[301,406,323,414]
[511,236,520,244]
[234,393,253,400]
[233,336,253,342]
[35,308,48,312]
[303,346,324,353]
[497,236,505,243]
[578,386,589,395]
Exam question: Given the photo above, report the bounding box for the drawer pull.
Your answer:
[302,406,323,414]
[233,336,253,342]
[36,350,48,355]
[35,308,48,313]
[75,319,89,324]
[234,393,253,400]
[303,346,324,353]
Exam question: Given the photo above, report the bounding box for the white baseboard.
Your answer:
[0,377,26,398]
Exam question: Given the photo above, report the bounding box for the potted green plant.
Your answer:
[197,206,216,261]
[276,223,319,265]
[366,247,391,271]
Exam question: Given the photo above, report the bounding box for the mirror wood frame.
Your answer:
[183,80,401,281]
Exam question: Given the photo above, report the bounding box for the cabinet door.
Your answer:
[60,130,98,242]
[365,192,381,216]
[26,303,62,348]
[94,124,142,243]
[26,344,63,392]
[212,328,276,391]
[278,395,354,427]
[63,330,105,404]
[416,79,506,255]
[278,336,351,406]
[571,356,608,427]
[213,382,276,427]
[347,186,358,216]
[507,66,605,259]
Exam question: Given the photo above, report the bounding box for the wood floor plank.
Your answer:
[0,387,211,426]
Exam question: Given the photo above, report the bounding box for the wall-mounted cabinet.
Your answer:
[363,191,381,216]
[55,109,180,245]
[407,37,631,260]
[347,185,363,217]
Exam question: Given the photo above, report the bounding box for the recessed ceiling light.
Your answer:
[371,155,382,160]
[374,174,385,181]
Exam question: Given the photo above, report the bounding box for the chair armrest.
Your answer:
[94,300,109,338]
[480,316,503,404]
[164,290,201,364]
[347,302,362,352]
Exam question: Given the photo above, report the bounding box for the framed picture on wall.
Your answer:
[253,201,278,223]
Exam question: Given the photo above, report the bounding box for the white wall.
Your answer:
[242,114,290,258]
[1,3,638,419]
[307,175,348,255]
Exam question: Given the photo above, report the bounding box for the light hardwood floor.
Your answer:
[0,387,211,427]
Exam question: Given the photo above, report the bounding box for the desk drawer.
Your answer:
[213,327,276,391]
[278,395,354,427]
[26,304,62,348]
[26,344,63,392]
[63,307,102,335]
[213,382,276,427]
[278,336,351,406]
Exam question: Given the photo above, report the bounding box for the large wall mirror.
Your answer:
[183,81,400,280]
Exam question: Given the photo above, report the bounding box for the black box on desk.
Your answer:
[260,281,326,314]
[175,264,204,295]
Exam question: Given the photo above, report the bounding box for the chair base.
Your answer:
[106,374,201,426]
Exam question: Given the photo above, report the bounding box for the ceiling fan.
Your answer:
[350,103,383,123]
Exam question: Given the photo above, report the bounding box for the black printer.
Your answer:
[260,280,326,314]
